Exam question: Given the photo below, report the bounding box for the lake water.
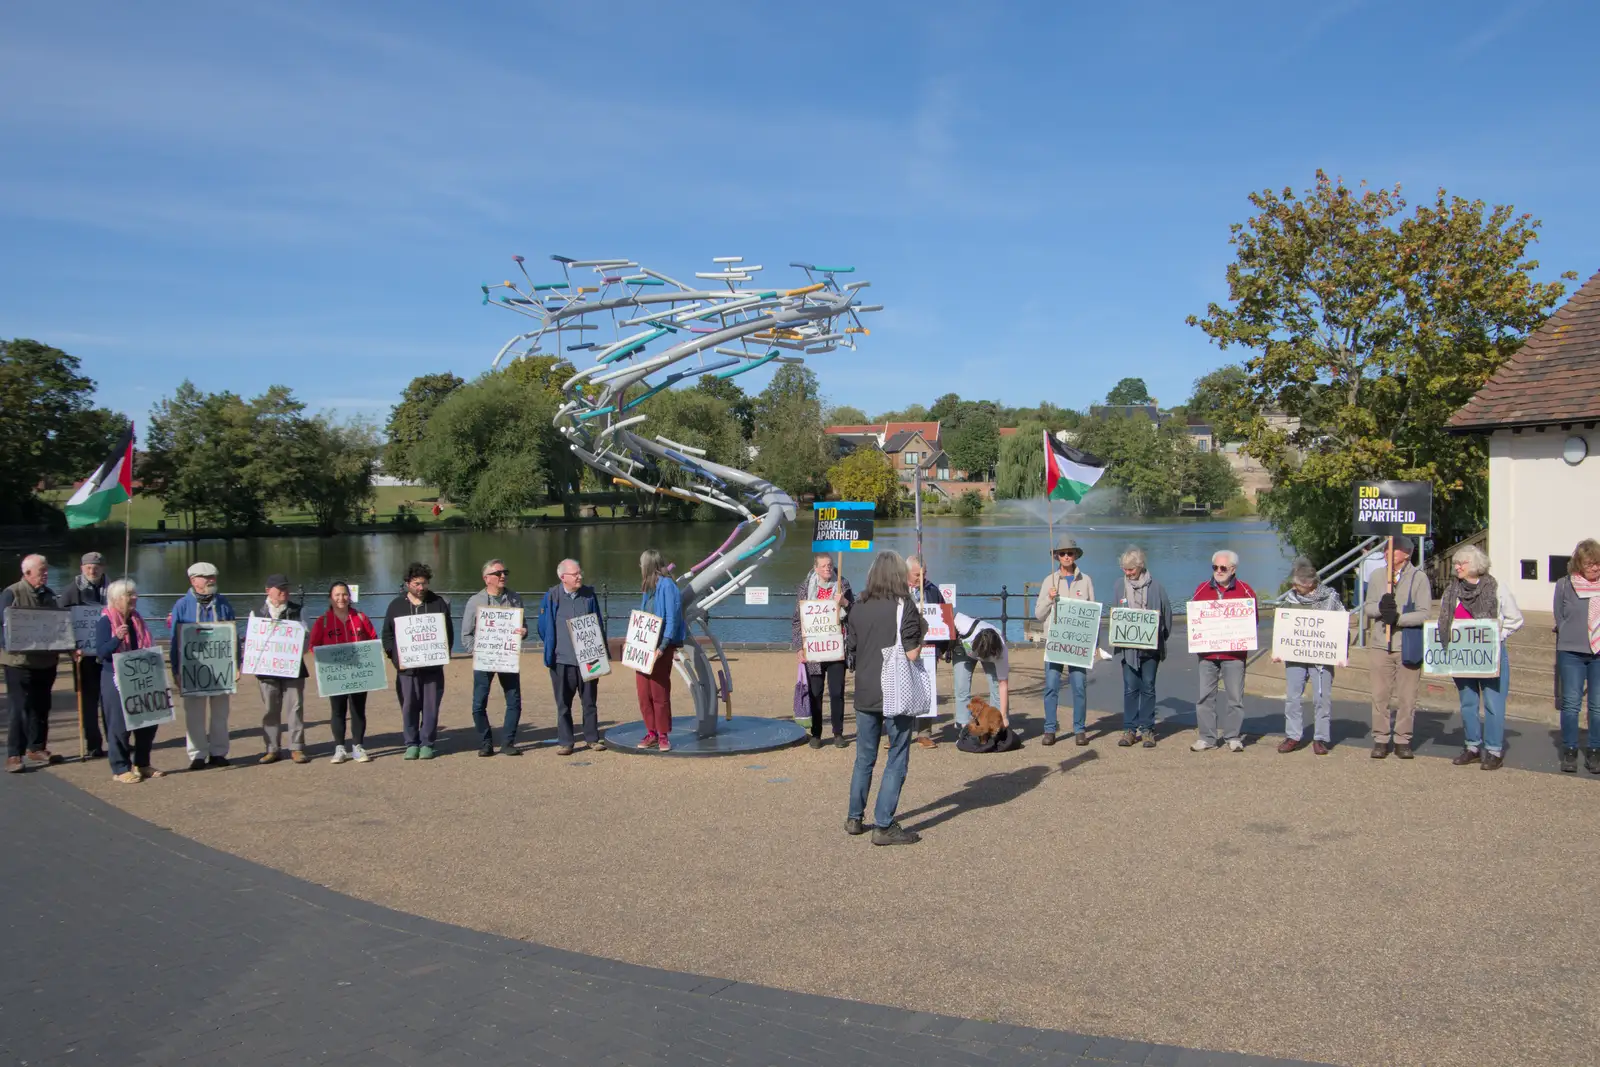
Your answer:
[75,514,1295,644]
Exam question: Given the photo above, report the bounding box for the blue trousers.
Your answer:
[1120,656,1159,732]
[848,711,914,828]
[1042,662,1087,735]
[1456,642,1509,756]
[951,646,1000,725]
[471,670,523,746]
[1557,650,1600,749]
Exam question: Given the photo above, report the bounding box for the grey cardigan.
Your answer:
[1109,575,1173,666]
[844,595,928,714]
[1552,576,1596,654]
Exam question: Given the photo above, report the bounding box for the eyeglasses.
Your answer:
[486,570,508,578]
[1213,565,1233,572]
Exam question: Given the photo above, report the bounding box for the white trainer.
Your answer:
[1227,738,1245,752]
[351,745,371,763]
[1191,738,1216,751]
[329,746,349,764]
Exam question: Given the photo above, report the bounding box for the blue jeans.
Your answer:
[1042,662,1087,735]
[1557,649,1600,749]
[848,711,914,828]
[1121,656,1158,732]
[1284,663,1333,742]
[471,670,523,746]
[1455,642,1508,756]
[951,646,1001,725]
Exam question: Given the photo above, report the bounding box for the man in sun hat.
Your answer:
[1036,536,1096,746]
[168,561,237,770]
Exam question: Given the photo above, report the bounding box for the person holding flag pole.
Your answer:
[1037,431,1108,746]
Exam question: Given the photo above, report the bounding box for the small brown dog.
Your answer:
[965,697,1005,746]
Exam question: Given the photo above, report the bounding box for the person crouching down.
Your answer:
[1272,557,1344,755]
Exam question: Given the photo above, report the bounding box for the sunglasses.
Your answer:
[486,570,508,578]
[1213,565,1233,572]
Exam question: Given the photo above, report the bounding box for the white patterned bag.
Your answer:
[880,598,933,718]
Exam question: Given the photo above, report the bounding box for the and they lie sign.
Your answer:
[472,606,523,674]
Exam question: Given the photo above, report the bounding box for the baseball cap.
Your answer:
[264,573,290,590]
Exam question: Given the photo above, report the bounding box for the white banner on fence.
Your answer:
[743,586,768,606]
[1186,599,1259,654]
[177,622,238,695]
[799,599,844,663]
[1108,607,1160,650]
[395,613,451,670]
[3,607,76,652]
[241,616,307,678]
[472,606,523,674]
[1422,620,1501,678]
[567,613,611,680]
[112,647,176,731]
[1271,608,1349,667]
[622,609,664,673]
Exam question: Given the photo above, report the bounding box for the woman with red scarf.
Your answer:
[308,581,379,763]
[95,579,166,785]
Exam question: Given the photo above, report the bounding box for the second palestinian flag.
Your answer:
[65,423,134,528]
[1043,430,1106,503]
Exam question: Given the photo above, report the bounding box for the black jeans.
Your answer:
[76,657,104,751]
[5,664,57,757]
[101,672,155,774]
[550,664,600,747]
[807,660,846,738]
[329,693,368,747]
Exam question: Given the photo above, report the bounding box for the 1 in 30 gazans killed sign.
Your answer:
[395,613,451,670]
[812,502,874,552]
[1353,481,1432,537]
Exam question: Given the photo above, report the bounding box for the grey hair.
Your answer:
[640,548,667,593]
[1211,549,1239,568]
[862,550,910,602]
[106,578,137,609]
[481,558,505,577]
[21,553,46,574]
[906,554,926,571]
[1453,543,1491,578]
[1289,556,1319,586]
[1118,546,1146,570]
[557,558,580,578]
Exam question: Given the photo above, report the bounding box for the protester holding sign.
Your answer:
[790,554,855,749]
[307,581,378,764]
[1552,539,1600,774]
[1361,535,1431,760]
[94,579,166,785]
[1438,546,1522,772]
[633,549,686,751]
[538,559,607,755]
[168,561,237,770]
[61,551,108,760]
[2,553,64,773]
[461,559,527,757]
[1189,551,1256,753]
[381,562,453,760]
[1271,558,1345,755]
[1109,547,1171,749]
[247,575,311,766]
[1035,536,1095,746]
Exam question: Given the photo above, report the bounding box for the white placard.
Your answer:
[112,647,176,731]
[1108,607,1160,650]
[1423,620,1501,678]
[743,586,769,606]
[921,602,952,642]
[938,583,957,610]
[3,607,76,652]
[241,616,307,678]
[799,599,844,663]
[71,605,103,651]
[567,613,611,680]
[472,606,523,674]
[1186,599,1259,654]
[622,609,664,673]
[395,613,451,669]
[347,583,360,603]
[1271,608,1349,667]
[918,646,939,718]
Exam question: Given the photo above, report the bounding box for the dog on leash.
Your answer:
[965,697,1005,746]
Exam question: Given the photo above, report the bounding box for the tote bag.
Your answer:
[880,599,934,718]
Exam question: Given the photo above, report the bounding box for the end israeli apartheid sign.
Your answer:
[812,502,874,552]
[1108,607,1160,650]
[313,640,389,698]
[178,622,238,696]
[1353,481,1432,537]
[1423,621,1501,679]
[1271,609,1349,667]
[1044,599,1102,670]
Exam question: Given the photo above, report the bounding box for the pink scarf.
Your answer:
[103,605,153,652]
[1573,575,1600,654]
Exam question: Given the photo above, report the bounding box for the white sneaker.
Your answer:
[1191,738,1216,751]
[329,746,349,765]
[351,745,371,763]
[1227,738,1245,752]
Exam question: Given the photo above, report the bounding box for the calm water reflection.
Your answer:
[81,517,1295,643]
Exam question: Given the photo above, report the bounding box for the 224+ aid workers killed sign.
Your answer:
[799,599,844,663]
[1353,481,1432,537]
[812,502,874,552]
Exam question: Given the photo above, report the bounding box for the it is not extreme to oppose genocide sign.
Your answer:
[1271,608,1349,667]
[1044,599,1101,669]
[178,622,237,696]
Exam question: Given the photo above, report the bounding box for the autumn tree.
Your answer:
[825,448,901,516]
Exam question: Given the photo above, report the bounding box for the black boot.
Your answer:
[1586,748,1600,775]
[1560,747,1579,773]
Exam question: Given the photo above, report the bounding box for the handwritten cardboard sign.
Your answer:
[1186,599,1259,654]
[3,607,75,652]
[177,622,237,696]
[1271,608,1349,667]
[567,613,611,680]
[799,599,844,663]
[313,639,389,698]
[622,609,664,673]
[113,647,176,731]
[71,605,102,651]
[241,616,307,679]
[1044,599,1101,669]
[472,606,523,674]
[1422,620,1501,679]
[395,613,451,670]
[1108,607,1160,650]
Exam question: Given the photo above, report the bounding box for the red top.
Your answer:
[1189,577,1259,662]
[309,609,377,647]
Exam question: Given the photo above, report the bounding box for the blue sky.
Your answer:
[3,1,1596,430]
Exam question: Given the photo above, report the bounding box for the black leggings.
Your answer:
[807,661,846,738]
[329,693,368,747]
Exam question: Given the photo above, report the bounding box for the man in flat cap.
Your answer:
[168,561,237,770]
[249,574,310,764]
[61,551,109,758]
[1361,535,1431,760]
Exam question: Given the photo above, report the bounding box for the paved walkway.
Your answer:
[2,774,1327,1067]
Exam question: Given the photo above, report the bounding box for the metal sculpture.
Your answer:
[483,255,880,746]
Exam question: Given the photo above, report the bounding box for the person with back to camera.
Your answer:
[634,549,686,752]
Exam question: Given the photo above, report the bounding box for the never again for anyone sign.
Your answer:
[113,647,175,730]
[1108,607,1160,650]
[471,606,523,674]
[1186,599,1259,654]
[799,599,844,662]
[567,614,611,680]
[1271,609,1349,667]
[3,607,76,652]
[395,613,450,669]
[313,640,389,697]
[1044,599,1101,669]
[178,622,237,695]
[1353,481,1432,537]
[812,501,874,552]
[242,616,306,678]
[622,609,664,672]
[1423,621,1501,678]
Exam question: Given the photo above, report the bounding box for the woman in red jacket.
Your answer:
[307,581,378,763]
[1190,550,1257,753]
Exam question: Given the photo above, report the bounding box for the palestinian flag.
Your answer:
[1044,430,1106,502]
[65,423,134,528]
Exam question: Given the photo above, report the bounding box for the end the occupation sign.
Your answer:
[812,502,874,552]
[1352,481,1432,537]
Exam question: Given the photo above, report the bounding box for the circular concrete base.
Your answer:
[603,716,809,757]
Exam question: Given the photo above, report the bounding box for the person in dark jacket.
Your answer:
[537,559,606,755]
[843,551,928,847]
[906,555,945,749]
[95,579,167,785]
[1110,546,1171,749]
[1553,538,1600,774]
[60,551,108,759]
[460,558,526,756]
[2,553,63,772]
[791,553,855,749]
[248,574,310,765]
[381,562,454,760]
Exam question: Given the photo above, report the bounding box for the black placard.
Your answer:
[1352,481,1432,536]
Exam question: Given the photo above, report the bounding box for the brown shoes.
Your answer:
[556,745,575,756]
[1481,752,1504,771]
[5,756,23,774]
[260,751,280,765]
[1312,740,1330,756]
[290,750,311,764]
[1075,732,1089,747]
[915,735,938,749]
[1371,742,1391,759]
[25,750,63,766]
[1277,738,1300,754]
[1041,732,1057,746]
[1393,744,1414,760]
[1452,747,1481,766]
[1118,731,1136,747]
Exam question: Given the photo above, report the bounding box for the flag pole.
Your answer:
[122,496,132,580]
[1044,429,1055,566]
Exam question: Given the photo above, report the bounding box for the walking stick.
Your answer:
[74,655,86,762]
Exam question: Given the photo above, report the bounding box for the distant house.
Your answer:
[1186,423,1214,453]
[822,419,996,499]
[1221,442,1271,502]
[882,429,938,482]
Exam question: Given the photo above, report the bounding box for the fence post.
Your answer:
[999,584,1009,642]
[600,581,610,635]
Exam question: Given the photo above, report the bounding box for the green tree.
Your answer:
[1073,415,1187,516]
[995,422,1048,499]
[753,365,831,499]
[1188,170,1576,561]
[928,392,964,422]
[871,403,929,423]
[409,373,561,528]
[825,448,901,515]
[695,375,756,440]
[0,338,128,522]
[1181,446,1241,508]
[1185,366,1251,442]
[1105,377,1151,405]
[290,417,380,532]
[384,372,463,481]
[955,489,985,518]
[633,387,747,517]
[823,403,869,426]
[945,407,1000,476]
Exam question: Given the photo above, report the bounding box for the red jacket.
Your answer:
[308,610,377,648]
[1188,578,1258,662]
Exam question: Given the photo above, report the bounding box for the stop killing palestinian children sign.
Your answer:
[1044,599,1101,670]
[1271,609,1349,667]
[395,613,451,670]
[1186,599,1259,654]
[178,622,238,696]
[799,599,845,663]
[812,502,874,552]
[1352,481,1432,537]
[113,647,176,731]
[622,609,664,673]
[1422,620,1501,679]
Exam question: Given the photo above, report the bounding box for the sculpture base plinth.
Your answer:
[603,716,808,757]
